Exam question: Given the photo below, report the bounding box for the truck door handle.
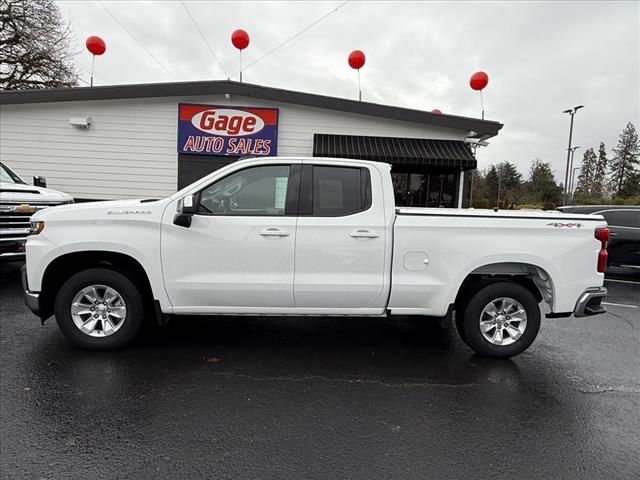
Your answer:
[350,229,379,238]
[259,228,290,237]
[609,232,618,236]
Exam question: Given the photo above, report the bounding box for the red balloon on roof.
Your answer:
[469,71,489,91]
[431,109,442,114]
[86,36,106,56]
[231,29,250,50]
[348,50,366,70]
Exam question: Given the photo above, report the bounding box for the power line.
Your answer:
[76,61,112,84]
[180,0,228,78]
[96,0,177,81]
[232,0,351,78]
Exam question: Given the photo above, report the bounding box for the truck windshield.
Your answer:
[0,163,26,185]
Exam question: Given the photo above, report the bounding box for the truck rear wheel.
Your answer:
[459,282,540,358]
[54,268,144,350]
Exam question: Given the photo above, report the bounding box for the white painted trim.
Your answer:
[457,170,465,208]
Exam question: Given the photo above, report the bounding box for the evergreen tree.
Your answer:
[526,159,563,208]
[591,142,608,200]
[468,169,490,208]
[485,162,522,208]
[574,148,597,199]
[609,122,640,197]
[485,165,499,207]
[619,171,640,198]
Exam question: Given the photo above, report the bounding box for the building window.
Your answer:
[392,171,457,208]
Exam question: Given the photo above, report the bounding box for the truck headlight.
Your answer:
[29,221,45,235]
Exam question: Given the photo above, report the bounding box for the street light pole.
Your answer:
[562,105,584,204]
[568,146,580,203]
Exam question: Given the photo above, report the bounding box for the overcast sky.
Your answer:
[57,0,640,182]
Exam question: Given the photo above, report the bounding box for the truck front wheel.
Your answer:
[459,282,540,358]
[54,268,144,350]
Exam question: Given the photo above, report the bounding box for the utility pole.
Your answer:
[562,105,584,204]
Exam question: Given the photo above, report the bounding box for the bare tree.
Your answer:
[1,0,77,90]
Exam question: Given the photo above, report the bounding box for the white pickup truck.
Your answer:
[1,162,73,261]
[22,157,609,357]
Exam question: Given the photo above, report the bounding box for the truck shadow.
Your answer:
[0,260,577,386]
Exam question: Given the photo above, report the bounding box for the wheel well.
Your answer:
[40,251,154,319]
[454,263,553,313]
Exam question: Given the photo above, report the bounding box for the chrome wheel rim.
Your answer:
[479,297,527,346]
[70,285,127,337]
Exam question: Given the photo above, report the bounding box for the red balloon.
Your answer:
[231,29,250,50]
[469,71,489,91]
[431,109,442,114]
[86,35,106,56]
[348,50,366,70]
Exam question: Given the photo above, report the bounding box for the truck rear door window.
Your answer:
[311,166,371,217]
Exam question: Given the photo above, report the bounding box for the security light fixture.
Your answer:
[464,138,489,147]
[69,116,92,129]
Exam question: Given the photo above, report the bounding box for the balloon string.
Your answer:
[480,89,484,120]
[90,54,95,87]
[358,69,361,101]
[239,50,242,83]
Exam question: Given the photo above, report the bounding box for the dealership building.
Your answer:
[0,80,502,207]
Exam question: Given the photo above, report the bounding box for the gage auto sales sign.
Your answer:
[177,103,279,156]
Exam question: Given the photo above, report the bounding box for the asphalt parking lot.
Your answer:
[1,262,638,480]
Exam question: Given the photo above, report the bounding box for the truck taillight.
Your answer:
[595,227,609,273]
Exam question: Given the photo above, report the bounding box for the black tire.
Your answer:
[454,308,467,343]
[54,268,144,350]
[459,282,540,358]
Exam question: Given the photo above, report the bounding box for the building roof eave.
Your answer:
[0,79,503,138]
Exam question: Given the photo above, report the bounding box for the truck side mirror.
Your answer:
[33,176,47,188]
[173,194,197,228]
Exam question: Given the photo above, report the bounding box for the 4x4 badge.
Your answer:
[547,222,583,228]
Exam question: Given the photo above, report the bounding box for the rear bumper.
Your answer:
[21,265,42,317]
[573,287,607,317]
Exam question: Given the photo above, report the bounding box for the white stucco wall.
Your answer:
[0,94,468,199]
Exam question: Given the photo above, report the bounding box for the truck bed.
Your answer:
[389,207,606,316]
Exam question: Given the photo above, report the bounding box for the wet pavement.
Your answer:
[1,262,638,479]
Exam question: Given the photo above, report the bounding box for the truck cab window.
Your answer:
[198,165,290,216]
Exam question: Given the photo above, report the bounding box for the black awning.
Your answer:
[312,134,477,170]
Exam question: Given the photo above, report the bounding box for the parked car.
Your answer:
[22,157,608,357]
[0,162,73,261]
[558,205,639,270]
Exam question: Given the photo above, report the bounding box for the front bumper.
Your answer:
[574,287,607,317]
[21,265,42,317]
[0,238,27,261]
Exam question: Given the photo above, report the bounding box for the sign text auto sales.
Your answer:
[177,103,279,156]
